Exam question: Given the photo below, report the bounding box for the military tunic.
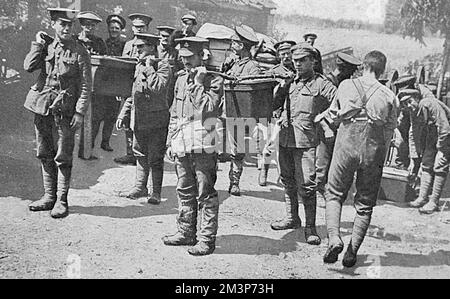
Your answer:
[24,38,92,167]
[167,71,224,242]
[77,33,107,55]
[105,36,127,56]
[274,72,337,201]
[118,56,171,195]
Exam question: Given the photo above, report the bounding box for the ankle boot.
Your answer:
[410,171,434,208]
[30,160,57,212]
[420,174,446,214]
[342,241,358,268]
[323,199,344,263]
[148,159,163,204]
[188,241,215,256]
[258,164,270,186]
[51,166,71,219]
[271,192,302,230]
[304,197,321,245]
[162,232,197,246]
[343,212,372,267]
[119,157,149,199]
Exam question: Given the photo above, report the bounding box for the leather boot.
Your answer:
[195,195,219,255]
[304,197,321,245]
[51,166,71,219]
[342,212,372,268]
[419,174,446,214]
[228,157,243,196]
[119,157,149,199]
[147,159,163,205]
[323,199,344,264]
[29,160,57,211]
[188,241,216,256]
[271,191,302,230]
[258,164,270,187]
[410,171,434,208]
[162,232,197,246]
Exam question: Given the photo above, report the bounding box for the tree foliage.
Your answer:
[400,0,450,43]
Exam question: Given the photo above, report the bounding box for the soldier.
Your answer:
[316,53,362,205]
[170,12,198,47]
[105,14,127,56]
[76,11,107,55]
[303,33,323,74]
[157,25,181,109]
[162,37,223,256]
[114,13,152,166]
[260,40,296,187]
[322,51,397,268]
[220,25,262,196]
[116,33,171,204]
[400,87,450,214]
[270,43,337,247]
[24,8,92,218]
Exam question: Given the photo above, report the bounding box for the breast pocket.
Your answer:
[59,53,78,77]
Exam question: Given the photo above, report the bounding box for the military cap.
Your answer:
[128,13,152,27]
[106,14,126,29]
[291,42,316,59]
[157,25,176,36]
[181,13,198,25]
[274,40,297,52]
[176,36,209,57]
[231,25,259,45]
[394,75,416,90]
[48,7,79,22]
[134,33,160,46]
[303,33,318,40]
[398,88,420,102]
[336,52,362,67]
[77,11,102,23]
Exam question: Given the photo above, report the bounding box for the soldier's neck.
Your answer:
[362,71,378,82]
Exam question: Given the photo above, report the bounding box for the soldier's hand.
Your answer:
[166,146,175,162]
[36,31,47,45]
[280,75,295,88]
[116,96,123,102]
[116,119,124,130]
[194,66,207,85]
[70,113,84,130]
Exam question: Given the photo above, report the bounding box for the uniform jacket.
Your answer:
[226,57,261,77]
[325,76,398,147]
[77,33,107,55]
[168,71,224,156]
[23,38,92,117]
[106,36,127,56]
[122,37,140,58]
[266,63,295,115]
[118,56,171,130]
[274,72,337,148]
[409,84,450,156]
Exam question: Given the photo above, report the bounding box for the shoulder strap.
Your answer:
[352,78,382,109]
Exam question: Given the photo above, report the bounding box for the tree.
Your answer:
[400,0,450,99]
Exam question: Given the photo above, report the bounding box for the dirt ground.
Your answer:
[1,77,450,279]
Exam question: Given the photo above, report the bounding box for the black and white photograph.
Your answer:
[0,0,449,282]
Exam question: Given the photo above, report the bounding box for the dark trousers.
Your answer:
[326,120,387,215]
[133,127,168,194]
[34,114,75,168]
[279,146,317,201]
[175,153,219,243]
[91,95,121,146]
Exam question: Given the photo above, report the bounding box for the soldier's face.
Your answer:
[80,20,98,35]
[279,49,292,65]
[293,56,314,75]
[108,22,122,39]
[52,19,73,41]
[306,37,316,46]
[132,25,148,35]
[137,44,155,58]
[160,33,170,46]
[231,40,244,55]
[181,54,201,70]
[182,20,194,32]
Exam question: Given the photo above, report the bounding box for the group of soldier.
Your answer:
[22,6,450,263]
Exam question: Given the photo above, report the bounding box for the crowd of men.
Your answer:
[22,7,450,264]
